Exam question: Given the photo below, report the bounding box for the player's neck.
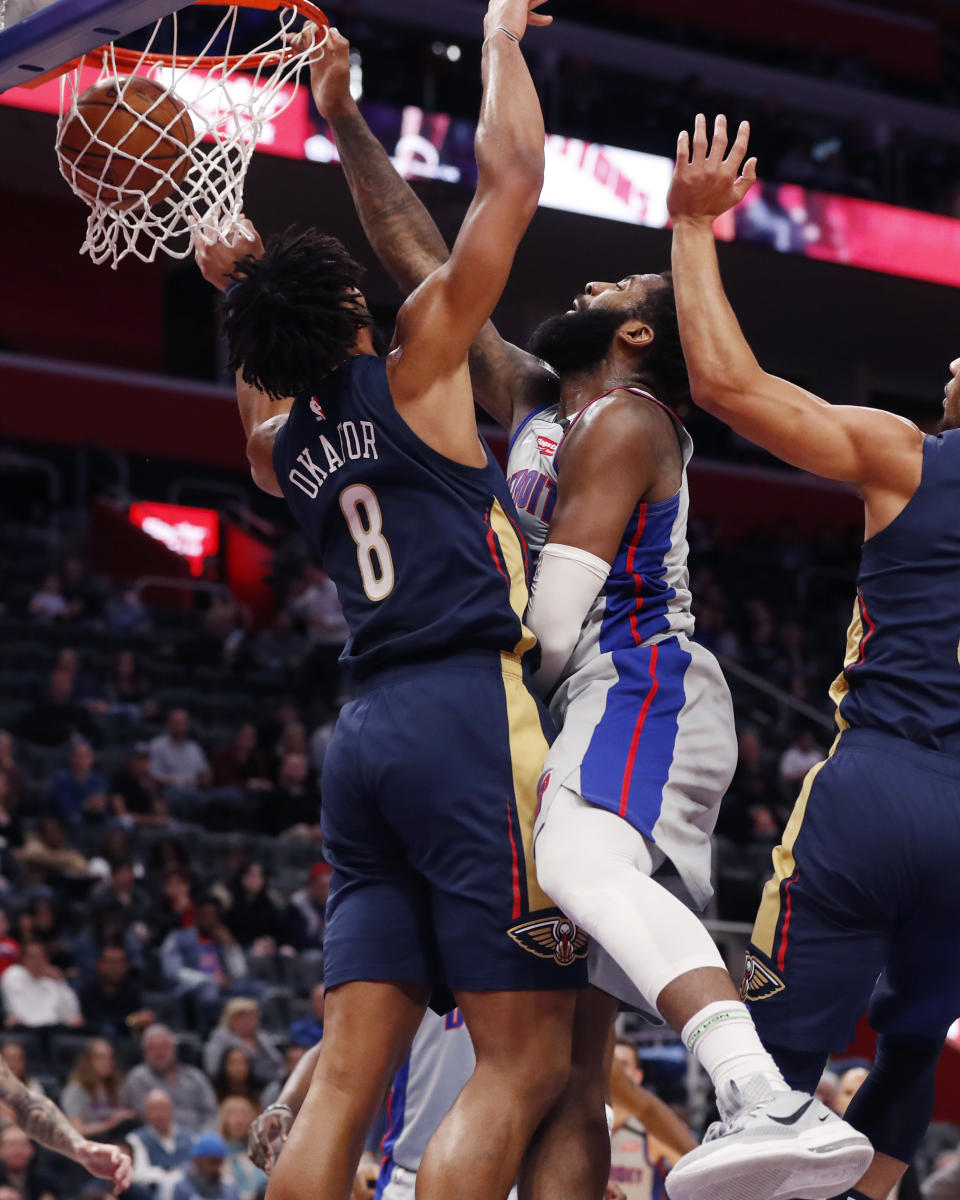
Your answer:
[557,361,657,420]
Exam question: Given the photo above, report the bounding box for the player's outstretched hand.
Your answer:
[667,113,757,224]
[76,1140,133,1193]
[483,0,552,43]
[248,1106,293,1174]
[293,23,352,121]
[191,216,264,292]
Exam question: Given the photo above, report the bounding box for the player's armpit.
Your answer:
[247,415,288,497]
[469,322,560,432]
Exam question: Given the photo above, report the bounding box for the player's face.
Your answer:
[570,273,661,315]
[940,357,960,431]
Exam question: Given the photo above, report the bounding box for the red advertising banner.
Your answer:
[5,72,960,287]
[128,500,219,576]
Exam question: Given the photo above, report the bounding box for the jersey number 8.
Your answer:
[339,483,396,601]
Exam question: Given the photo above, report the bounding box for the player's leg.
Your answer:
[518,986,618,1200]
[267,980,427,1200]
[416,988,575,1200]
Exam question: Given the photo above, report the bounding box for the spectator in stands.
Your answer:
[127,1089,193,1199]
[59,557,106,623]
[54,649,104,710]
[217,1099,265,1200]
[160,895,248,1034]
[148,711,210,790]
[90,860,152,936]
[0,732,29,811]
[257,755,319,841]
[171,1134,239,1200]
[18,670,100,748]
[28,575,70,623]
[287,984,324,1049]
[288,565,348,711]
[1,1041,45,1097]
[251,613,308,681]
[48,741,108,828]
[20,817,89,883]
[0,771,24,852]
[259,1038,310,1109]
[61,1039,137,1140]
[211,1050,259,1108]
[153,872,194,944]
[284,863,328,951]
[203,1000,281,1087]
[18,897,71,973]
[110,746,169,829]
[0,938,82,1029]
[104,590,151,637]
[210,727,271,792]
[778,726,827,786]
[223,864,286,959]
[307,715,336,777]
[0,911,19,977]
[121,1025,217,1135]
[256,699,300,759]
[0,1126,60,1200]
[79,945,154,1041]
[105,652,152,711]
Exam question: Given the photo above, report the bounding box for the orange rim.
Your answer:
[79,0,328,73]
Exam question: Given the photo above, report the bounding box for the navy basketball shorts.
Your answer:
[320,649,589,1005]
[744,727,960,1053]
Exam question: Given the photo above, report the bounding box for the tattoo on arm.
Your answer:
[1,1066,84,1158]
[331,108,449,294]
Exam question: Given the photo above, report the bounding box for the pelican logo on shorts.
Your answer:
[537,435,558,456]
[309,397,326,421]
[740,952,785,1002]
[508,916,588,966]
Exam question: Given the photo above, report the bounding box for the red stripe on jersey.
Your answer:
[505,798,522,920]
[777,873,797,973]
[854,590,876,666]
[625,505,648,646]
[486,524,509,584]
[618,643,660,817]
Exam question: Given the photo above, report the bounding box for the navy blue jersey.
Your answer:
[272,354,536,674]
[829,430,960,756]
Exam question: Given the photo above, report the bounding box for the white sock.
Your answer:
[681,1001,788,1113]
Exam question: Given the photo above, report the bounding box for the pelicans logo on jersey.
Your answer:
[508,916,588,966]
[741,951,785,1002]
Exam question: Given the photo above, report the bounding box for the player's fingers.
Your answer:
[675,128,690,169]
[692,112,708,161]
[527,13,553,24]
[734,156,758,200]
[727,119,751,171]
[710,113,728,160]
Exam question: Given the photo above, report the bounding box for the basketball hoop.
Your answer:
[54,0,328,267]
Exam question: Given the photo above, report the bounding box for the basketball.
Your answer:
[58,76,195,210]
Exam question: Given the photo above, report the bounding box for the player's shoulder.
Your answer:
[563,387,677,458]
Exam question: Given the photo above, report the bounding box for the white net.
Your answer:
[55,4,325,268]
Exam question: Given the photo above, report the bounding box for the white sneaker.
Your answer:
[665,1075,874,1200]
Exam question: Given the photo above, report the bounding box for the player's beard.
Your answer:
[526,308,624,375]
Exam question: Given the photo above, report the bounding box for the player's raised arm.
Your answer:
[668,114,922,503]
[387,0,550,406]
[302,27,558,431]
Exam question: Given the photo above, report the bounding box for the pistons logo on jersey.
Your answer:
[508,916,589,966]
[740,951,785,1002]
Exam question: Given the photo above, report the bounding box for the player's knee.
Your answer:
[843,1032,943,1164]
[535,829,608,929]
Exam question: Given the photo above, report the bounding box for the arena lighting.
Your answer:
[128,501,219,577]
[4,78,960,287]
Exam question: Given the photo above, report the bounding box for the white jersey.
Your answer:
[507,388,695,698]
[508,386,736,917]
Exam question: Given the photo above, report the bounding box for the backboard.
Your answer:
[0,0,185,93]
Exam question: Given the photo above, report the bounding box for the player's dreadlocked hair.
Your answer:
[221,228,374,401]
[629,272,690,408]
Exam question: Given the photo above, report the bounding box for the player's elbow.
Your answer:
[688,363,765,417]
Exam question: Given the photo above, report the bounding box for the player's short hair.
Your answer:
[221,228,374,401]
[629,272,689,407]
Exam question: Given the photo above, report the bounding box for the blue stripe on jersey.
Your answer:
[599,497,680,654]
[579,637,690,834]
[380,1057,410,1163]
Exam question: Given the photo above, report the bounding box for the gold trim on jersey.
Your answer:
[500,651,552,913]
[751,735,841,957]
[488,497,538,659]
[828,594,864,733]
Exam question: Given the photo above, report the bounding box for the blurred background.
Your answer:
[1,1,960,1195]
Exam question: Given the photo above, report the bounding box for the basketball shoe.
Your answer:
[666,1074,873,1200]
